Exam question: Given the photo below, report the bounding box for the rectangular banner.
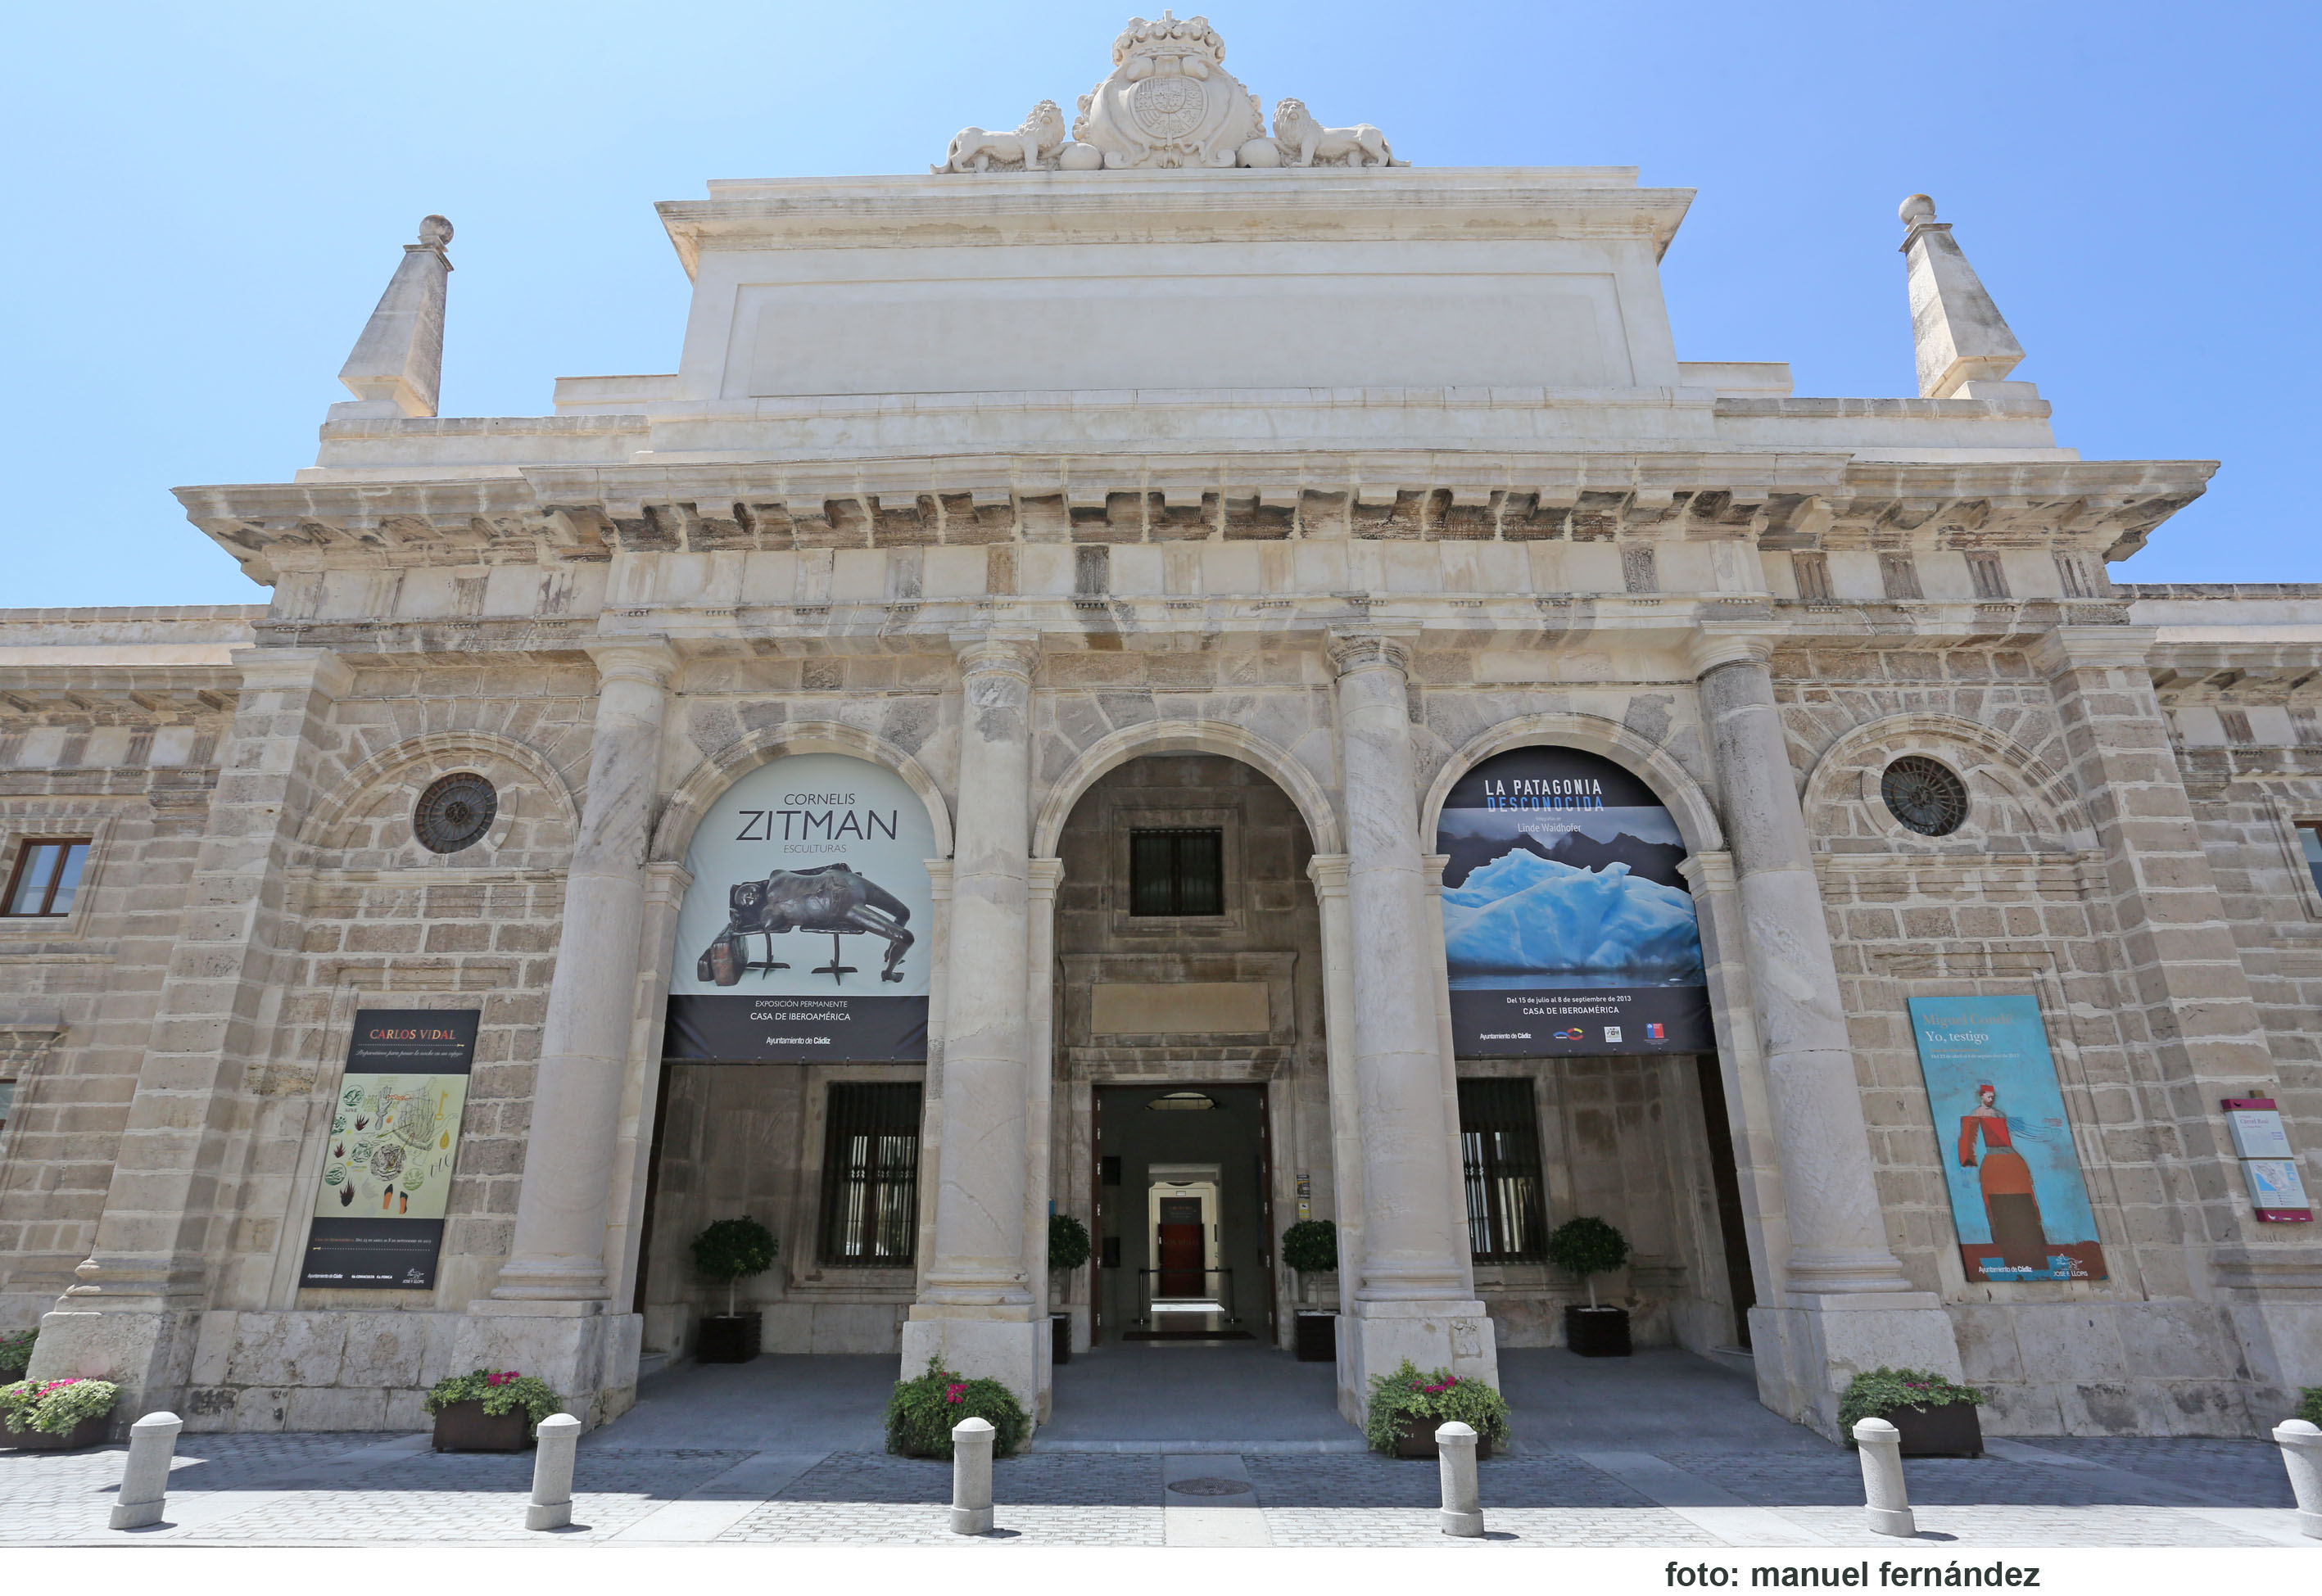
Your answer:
[1907,994,2108,1282]
[299,1009,477,1291]
[665,753,935,1063]
[1437,745,1714,1057]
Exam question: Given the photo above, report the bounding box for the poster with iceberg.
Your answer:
[1437,747,1713,1057]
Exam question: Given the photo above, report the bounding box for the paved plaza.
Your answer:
[2,1348,2311,1548]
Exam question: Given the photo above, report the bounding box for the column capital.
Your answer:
[2028,626,2159,679]
[1305,852,1351,895]
[1686,626,1775,678]
[1027,857,1065,897]
[952,630,1041,678]
[1325,626,1414,680]
[229,645,354,702]
[582,635,681,689]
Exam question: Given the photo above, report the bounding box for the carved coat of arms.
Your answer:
[932,12,1408,175]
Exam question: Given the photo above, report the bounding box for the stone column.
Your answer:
[1326,630,1497,1417]
[2034,628,2311,1411]
[29,649,351,1420]
[1689,630,1959,1437]
[458,638,676,1424]
[1304,854,1366,1332]
[1022,855,1063,1417]
[902,634,1043,1413]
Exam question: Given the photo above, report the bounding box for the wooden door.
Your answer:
[1156,1196,1205,1297]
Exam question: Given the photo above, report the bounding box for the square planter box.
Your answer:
[2,1416,111,1452]
[697,1312,762,1364]
[1876,1400,1983,1458]
[1564,1304,1632,1358]
[1052,1313,1072,1366]
[431,1399,531,1453]
[1391,1414,1495,1461]
[1294,1313,1337,1363]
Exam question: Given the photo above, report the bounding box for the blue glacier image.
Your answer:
[1442,850,1704,984]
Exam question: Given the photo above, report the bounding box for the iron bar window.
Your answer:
[1458,1078,1548,1263]
[1129,828,1223,916]
[817,1082,922,1267]
[3,839,90,917]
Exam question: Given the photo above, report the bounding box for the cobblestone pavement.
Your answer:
[0,1432,2309,1547]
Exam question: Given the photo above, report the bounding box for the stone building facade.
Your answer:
[2,17,2317,1445]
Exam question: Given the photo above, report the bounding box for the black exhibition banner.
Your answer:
[299,1009,477,1290]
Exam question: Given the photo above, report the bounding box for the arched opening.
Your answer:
[634,748,944,1372]
[1430,739,1758,1363]
[1048,751,1328,1363]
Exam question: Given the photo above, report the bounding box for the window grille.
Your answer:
[817,1082,922,1267]
[1129,828,1224,916]
[1457,1078,1548,1263]
[3,839,90,917]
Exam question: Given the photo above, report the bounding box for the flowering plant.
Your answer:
[1838,1367,1985,1441]
[885,1356,1028,1459]
[0,1327,34,1381]
[0,1375,119,1435]
[422,1368,564,1432]
[1361,1359,1510,1452]
[2300,1386,2322,1426]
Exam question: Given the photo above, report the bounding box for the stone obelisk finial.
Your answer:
[331,215,454,419]
[1898,194,2026,399]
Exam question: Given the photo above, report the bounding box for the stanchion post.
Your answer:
[1853,1417,1917,1537]
[1436,1421,1483,1537]
[109,1411,184,1530]
[527,1413,582,1530]
[950,1417,995,1535]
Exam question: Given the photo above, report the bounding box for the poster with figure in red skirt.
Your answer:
[1908,994,2108,1282]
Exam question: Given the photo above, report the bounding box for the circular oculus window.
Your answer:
[1880,756,1967,838]
[412,772,498,854]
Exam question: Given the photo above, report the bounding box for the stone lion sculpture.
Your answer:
[936,100,1068,173]
[1270,99,1405,169]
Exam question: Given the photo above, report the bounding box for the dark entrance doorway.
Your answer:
[1093,1083,1274,1345]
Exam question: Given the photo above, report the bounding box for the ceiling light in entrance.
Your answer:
[1147,1092,1216,1110]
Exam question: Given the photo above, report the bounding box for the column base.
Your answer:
[1334,1299,1500,1427]
[1750,1292,1962,1442]
[454,1300,640,1431]
[23,1305,200,1439]
[901,1313,1044,1423]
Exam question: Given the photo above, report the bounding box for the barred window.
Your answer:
[3,839,90,917]
[1458,1078,1548,1263]
[1129,829,1223,917]
[817,1082,922,1267]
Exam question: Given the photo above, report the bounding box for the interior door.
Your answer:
[1156,1196,1205,1297]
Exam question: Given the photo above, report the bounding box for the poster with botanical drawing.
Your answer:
[298,1010,475,1290]
[1908,994,2108,1282]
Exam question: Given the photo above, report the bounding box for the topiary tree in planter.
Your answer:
[1282,1218,1341,1360]
[1046,1213,1093,1362]
[1544,1214,1632,1357]
[691,1215,779,1363]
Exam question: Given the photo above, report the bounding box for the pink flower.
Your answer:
[945,1382,966,1404]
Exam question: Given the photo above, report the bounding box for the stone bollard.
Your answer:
[108,1411,184,1530]
[2274,1418,2322,1539]
[1436,1421,1483,1537]
[525,1413,582,1530]
[1853,1417,1917,1537]
[950,1416,995,1535]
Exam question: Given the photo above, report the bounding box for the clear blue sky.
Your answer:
[6,1,2315,607]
